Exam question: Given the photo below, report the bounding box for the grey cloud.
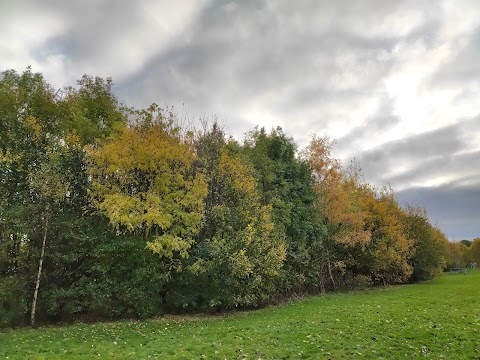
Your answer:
[117,0,447,117]
[387,150,480,189]
[428,27,480,88]
[31,0,143,59]
[397,183,480,240]
[12,0,211,85]
[355,117,480,188]
[336,94,400,153]
[360,115,480,241]
[117,0,420,134]
[365,124,462,161]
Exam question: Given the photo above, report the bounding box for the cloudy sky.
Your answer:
[1,0,479,240]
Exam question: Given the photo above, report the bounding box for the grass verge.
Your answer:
[1,270,479,359]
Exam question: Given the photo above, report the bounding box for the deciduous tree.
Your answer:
[447,242,469,268]
[362,188,414,285]
[86,108,208,262]
[242,127,322,295]
[468,238,480,265]
[174,126,286,308]
[302,136,370,291]
[403,205,448,281]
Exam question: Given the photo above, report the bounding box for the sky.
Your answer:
[1,0,479,240]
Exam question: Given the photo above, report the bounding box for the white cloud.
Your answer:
[0,3,67,75]
[0,0,209,88]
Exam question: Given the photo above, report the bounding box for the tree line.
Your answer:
[448,239,480,268]
[0,68,477,327]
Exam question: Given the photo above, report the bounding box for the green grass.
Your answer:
[1,270,479,359]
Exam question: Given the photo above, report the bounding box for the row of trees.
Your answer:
[0,68,473,327]
[448,239,480,268]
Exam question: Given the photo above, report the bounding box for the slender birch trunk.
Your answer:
[319,273,326,294]
[31,214,49,328]
[326,248,336,290]
[319,259,326,294]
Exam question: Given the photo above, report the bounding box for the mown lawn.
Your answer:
[1,270,479,359]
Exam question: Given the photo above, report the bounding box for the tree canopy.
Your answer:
[0,68,461,327]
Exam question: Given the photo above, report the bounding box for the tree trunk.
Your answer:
[319,258,326,294]
[8,233,20,274]
[325,247,336,290]
[31,214,49,328]
[319,275,326,294]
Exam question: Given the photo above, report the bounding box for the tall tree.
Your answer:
[361,188,414,285]
[0,68,67,326]
[468,238,480,265]
[59,75,125,145]
[403,205,448,281]
[28,150,70,327]
[86,107,208,262]
[460,239,472,247]
[302,136,370,291]
[172,125,286,308]
[447,242,470,268]
[242,127,322,295]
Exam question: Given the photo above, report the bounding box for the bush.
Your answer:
[40,217,169,321]
[0,276,28,327]
[337,274,373,291]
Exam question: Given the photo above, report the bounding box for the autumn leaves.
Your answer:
[0,69,453,326]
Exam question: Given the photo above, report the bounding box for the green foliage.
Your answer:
[0,68,59,231]
[242,127,323,295]
[0,276,28,327]
[59,75,125,145]
[0,68,69,327]
[0,68,127,327]
[404,206,448,281]
[40,217,169,320]
[174,127,286,308]
[460,239,472,247]
[0,67,58,150]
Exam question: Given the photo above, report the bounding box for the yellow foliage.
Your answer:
[86,123,208,260]
[303,135,370,247]
[64,132,82,149]
[24,116,42,139]
[147,234,191,259]
[230,249,254,278]
[0,149,20,163]
[201,148,286,297]
[364,189,414,283]
[218,152,257,196]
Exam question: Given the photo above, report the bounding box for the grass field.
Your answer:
[1,270,479,359]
